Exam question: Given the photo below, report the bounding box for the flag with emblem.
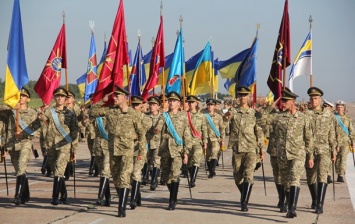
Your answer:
[129,40,146,96]
[83,31,98,102]
[34,23,67,106]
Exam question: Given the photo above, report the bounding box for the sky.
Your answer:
[1,0,355,102]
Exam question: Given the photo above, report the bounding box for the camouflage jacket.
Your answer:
[89,103,146,157]
[334,113,354,147]
[272,110,313,160]
[205,112,225,142]
[266,111,281,156]
[145,112,162,150]
[188,111,208,145]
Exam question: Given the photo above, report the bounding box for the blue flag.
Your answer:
[236,37,258,89]
[130,41,146,96]
[84,32,98,102]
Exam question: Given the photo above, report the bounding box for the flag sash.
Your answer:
[50,108,72,143]
[334,114,349,136]
[96,117,108,141]
[163,112,183,146]
[187,112,202,140]
[204,113,220,138]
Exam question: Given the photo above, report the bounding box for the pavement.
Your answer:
[1,104,355,224]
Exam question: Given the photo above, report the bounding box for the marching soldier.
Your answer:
[224,86,263,212]
[0,88,40,205]
[38,87,78,206]
[154,91,192,210]
[272,89,313,218]
[334,100,354,182]
[322,100,335,184]
[186,95,207,187]
[89,86,146,218]
[305,87,336,214]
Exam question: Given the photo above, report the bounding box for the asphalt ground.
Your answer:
[1,104,355,224]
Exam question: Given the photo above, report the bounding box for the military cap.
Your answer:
[20,87,30,98]
[236,86,251,94]
[114,85,129,96]
[307,87,323,96]
[206,98,217,105]
[159,94,166,101]
[167,91,181,101]
[67,90,75,98]
[148,96,161,105]
[323,99,334,108]
[131,95,143,104]
[53,87,68,97]
[335,100,346,106]
[281,89,299,100]
[216,99,222,105]
[186,95,200,102]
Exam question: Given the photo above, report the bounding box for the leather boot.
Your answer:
[327,175,333,184]
[13,174,26,205]
[167,183,171,192]
[315,182,327,214]
[208,159,217,178]
[130,180,141,209]
[46,165,52,177]
[93,164,99,177]
[137,192,142,206]
[51,176,62,205]
[277,184,287,212]
[89,156,95,175]
[167,181,179,210]
[118,188,130,217]
[141,163,149,185]
[241,182,253,212]
[150,168,159,191]
[41,155,48,174]
[96,177,108,205]
[237,184,242,193]
[21,177,30,204]
[60,178,67,204]
[64,163,70,181]
[286,186,299,218]
[308,183,317,209]
[190,166,199,188]
[104,183,111,207]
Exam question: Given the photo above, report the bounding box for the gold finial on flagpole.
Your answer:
[256,23,260,37]
[62,11,66,24]
[160,1,163,15]
[89,21,95,34]
[151,37,155,48]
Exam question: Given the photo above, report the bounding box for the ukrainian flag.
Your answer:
[76,73,86,98]
[185,50,203,90]
[4,0,28,108]
[215,49,249,79]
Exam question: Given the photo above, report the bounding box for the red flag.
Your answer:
[92,0,129,104]
[267,0,291,103]
[141,15,165,100]
[34,23,67,106]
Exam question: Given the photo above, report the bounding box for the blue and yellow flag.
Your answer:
[76,73,87,98]
[97,37,107,77]
[4,0,29,108]
[165,28,184,94]
[129,41,146,96]
[184,50,203,90]
[215,48,249,79]
[84,32,98,102]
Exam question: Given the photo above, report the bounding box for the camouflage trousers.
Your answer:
[232,152,256,185]
[94,138,110,178]
[87,138,95,156]
[48,144,71,177]
[188,143,203,168]
[160,150,182,184]
[110,155,133,189]
[306,153,331,184]
[279,156,305,191]
[336,144,349,176]
[131,156,145,182]
[10,139,32,176]
[270,155,282,184]
[148,148,161,169]
[206,140,220,161]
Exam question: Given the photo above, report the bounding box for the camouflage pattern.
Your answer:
[66,103,82,151]
[205,112,225,161]
[334,113,355,176]
[145,112,162,169]
[42,106,78,177]
[155,111,192,184]
[92,116,110,178]
[85,118,96,156]
[270,156,281,184]
[89,103,146,189]
[305,108,336,184]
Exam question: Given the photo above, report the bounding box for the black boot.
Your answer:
[21,177,30,204]
[208,159,217,178]
[276,184,287,213]
[189,166,199,188]
[327,175,333,184]
[104,183,111,206]
[89,156,95,175]
[51,176,62,205]
[130,180,141,209]
[167,183,171,192]
[308,183,317,209]
[46,165,52,177]
[141,163,149,185]
[167,181,179,210]
[41,155,48,174]
[181,165,188,178]
[315,182,327,214]
[241,182,253,212]
[13,174,26,205]
[118,188,130,217]
[337,175,344,183]
[137,192,142,206]
[96,177,109,206]
[237,184,242,194]
[150,168,160,191]
[60,178,67,204]
[64,163,70,181]
[286,186,299,218]
[93,164,99,177]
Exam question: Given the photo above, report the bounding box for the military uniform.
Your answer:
[84,108,98,176]
[155,91,192,210]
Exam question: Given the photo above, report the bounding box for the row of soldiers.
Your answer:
[0,85,354,219]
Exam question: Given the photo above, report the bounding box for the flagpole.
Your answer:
[126,34,131,105]
[309,15,313,87]
[160,2,166,99]
[209,37,213,98]
[137,30,142,98]
[63,11,68,91]
[151,36,156,96]
[253,24,260,108]
[178,15,187,110]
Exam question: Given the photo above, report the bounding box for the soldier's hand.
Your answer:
[15,132,22,139]
[137,155,143,160]
[308,159,314,168]
[72,153,76,162]
[336,147,340,153]
[153,128,159,134]
[183,153,188,165]
[102,93,112,103]
[260,151,265,162]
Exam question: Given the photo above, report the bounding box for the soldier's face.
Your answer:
[336,105,345,114]
[19,95,29,105]
[66,96,74,104]
[168,99,180,110]
[310,96,321,108]
[282,99,293,111]
[113,94,126,106]
[188,101,198,110]
[238,94,249,105]
[207,104,215,113]
[149,103,160,113]
[55,95,66,106]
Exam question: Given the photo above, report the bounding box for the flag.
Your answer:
[129,41,146,96]
[185,50,203,88]
[34,23,67,106]
[84,31,98,102]
[188,41,213,95]
[265,90,274,104]
[165,28,184,94]
[76,73,86,97]
[97,37,107,77]
[92,0,129,103]
[267,0,291,102]
[215,48,249,79]
[141,15,165,100]
[289,32,312,91]
[3,0,29,108]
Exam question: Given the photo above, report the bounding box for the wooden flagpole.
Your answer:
[309,15,313,87]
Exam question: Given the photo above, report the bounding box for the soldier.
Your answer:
[186,95,208,187]
[334,100,354,182]
[38,87,78,206]
[38,105,52,177]
[272,88,313,218]
[323,100,335,184]
[0,88,40,205]
[155,91,192,210]
[305,87,336,214]
[224,86,263,212]
[89,86,146,218]
[204,98,225,178]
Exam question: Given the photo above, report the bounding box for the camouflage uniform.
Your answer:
[85,114,98,176]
